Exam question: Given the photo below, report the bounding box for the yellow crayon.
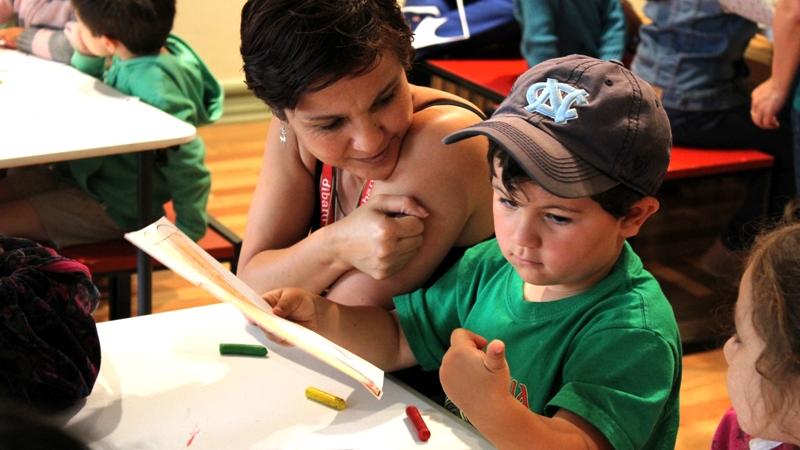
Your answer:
[305,386,347,410]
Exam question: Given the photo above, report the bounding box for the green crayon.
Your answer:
[219,343,268,357]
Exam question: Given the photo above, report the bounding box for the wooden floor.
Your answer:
[90,120,731,449]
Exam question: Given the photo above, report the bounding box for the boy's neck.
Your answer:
[523,284,587,302]
[115,46,168,61]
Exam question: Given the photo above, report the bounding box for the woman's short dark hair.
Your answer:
[488,143,643,218]
[240,0,414,121]
[71,0,175,55]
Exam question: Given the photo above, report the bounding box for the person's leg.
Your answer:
[668,104,795,250]
[0,165,124,247]
[0,166,63,242]
[0,199,50,242]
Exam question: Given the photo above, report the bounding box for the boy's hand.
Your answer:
[0,27,23,48]
[260,287,327,344]
[63,21,91,55]
[440,329,511,417]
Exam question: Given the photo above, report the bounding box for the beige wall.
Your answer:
[173,0,269,122]
[173,0,247,90]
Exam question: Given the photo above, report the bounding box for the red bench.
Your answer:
[60,206,241,320]
[420,59,775,179]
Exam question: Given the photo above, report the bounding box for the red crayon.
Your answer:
[405,405,431,442]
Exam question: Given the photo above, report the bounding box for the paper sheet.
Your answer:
[125,217,384,398]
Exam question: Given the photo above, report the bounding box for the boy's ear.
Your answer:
[99,35,119,54]
[619,196,660,239]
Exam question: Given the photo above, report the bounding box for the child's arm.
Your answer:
[64,21,104,78]
[515,0,559,67]
[597,0,626,62]
[161,139,211,241]
[441,329,611,450]
[263,287,418,371]
[751,0,800,129]
[14,27,73,63]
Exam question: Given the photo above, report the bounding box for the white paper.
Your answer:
[125,217,384,398]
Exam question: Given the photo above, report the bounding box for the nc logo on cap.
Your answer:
[525,78,589,124]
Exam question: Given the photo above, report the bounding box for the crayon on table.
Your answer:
[405,405,431,442]
[218,343,268,357]
[305,386,347,410]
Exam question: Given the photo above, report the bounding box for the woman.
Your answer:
[237,0,494,309]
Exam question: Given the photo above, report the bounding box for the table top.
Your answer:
[0,49,196,169]
[54,304,492,449]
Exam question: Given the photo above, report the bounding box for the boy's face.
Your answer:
[74,17,113,57]
[491,161,629,299]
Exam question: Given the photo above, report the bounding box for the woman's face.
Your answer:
[285,52,413,182]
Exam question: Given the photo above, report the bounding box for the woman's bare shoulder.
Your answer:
[408,85,485,143]
[384,86,490,191]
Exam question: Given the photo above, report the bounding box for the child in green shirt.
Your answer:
[262,55,681,449]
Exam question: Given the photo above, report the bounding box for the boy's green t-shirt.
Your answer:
[394,239,682,450]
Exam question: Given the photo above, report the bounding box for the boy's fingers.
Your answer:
[449,328,488,349]
[483,339,507,373]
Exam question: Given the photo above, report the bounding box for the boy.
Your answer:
[53,0,220,244]
[264,55,681,449]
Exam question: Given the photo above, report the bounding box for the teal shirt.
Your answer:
[395,239,682,450]
[68,35,223,241]
[512,0,625,67]
[794,74,800,112]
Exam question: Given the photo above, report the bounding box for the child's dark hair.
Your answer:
[487,143,643,217]
[743,198,800,425]
[71,0,175,55]
[240,0,414,121]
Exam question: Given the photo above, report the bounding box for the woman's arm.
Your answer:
[237,120,431,297]
[237,119,350,295]
[325,94,494,308]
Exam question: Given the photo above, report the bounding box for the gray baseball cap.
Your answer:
[444,54,672,198]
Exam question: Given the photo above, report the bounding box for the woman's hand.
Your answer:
[440,329,511,418]
[331,194,429,280]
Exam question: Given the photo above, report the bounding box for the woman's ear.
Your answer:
[620,196,660,239]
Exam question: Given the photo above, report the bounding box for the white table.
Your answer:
[54,304,492,449]
[0,49,196,315]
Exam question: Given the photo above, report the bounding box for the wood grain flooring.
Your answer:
[90,119,731,449]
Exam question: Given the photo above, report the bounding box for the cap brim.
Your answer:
[444,116,619,198]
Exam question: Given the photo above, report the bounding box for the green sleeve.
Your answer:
[70,51,105,78]
[161,139,211,241]
[133,73,211,241]
[598,0,626,61]
[393,258,470,371]
[546,328,680,450]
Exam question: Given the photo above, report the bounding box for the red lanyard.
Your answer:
[319,164,374,227]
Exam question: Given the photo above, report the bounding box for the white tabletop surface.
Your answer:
[54,304,492,449]
[0,49,195,169]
